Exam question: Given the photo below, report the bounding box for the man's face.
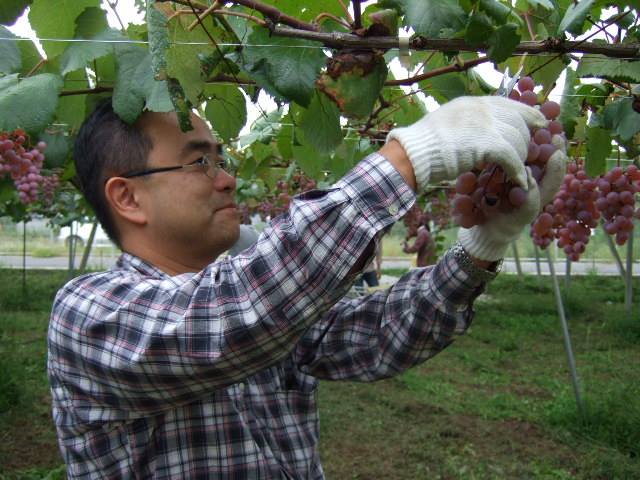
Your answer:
[133,111,240,265]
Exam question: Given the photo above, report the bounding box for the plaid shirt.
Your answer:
[48,153,486,479]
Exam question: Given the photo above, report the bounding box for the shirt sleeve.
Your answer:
[48,153,415,417]
[290,249,486,381]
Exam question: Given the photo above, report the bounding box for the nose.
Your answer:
[213,167,236,192]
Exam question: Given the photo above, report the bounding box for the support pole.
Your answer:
[79,221,98,273]
[545,249,585,417]
[602,220,626,278]
[511,242,523,276]
[565,256,572,290]
[625,230,634,317]
[22,221,26,293]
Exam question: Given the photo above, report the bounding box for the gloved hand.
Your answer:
[457,134,568,262]
[386,96,547,191]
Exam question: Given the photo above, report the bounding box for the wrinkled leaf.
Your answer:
[487,23,520,64]
[403,0,466,37]
[241,27,326,107]
[39,130,70,169]
[60,29,122,75]
[318,56,387,118]
[602,98,640,142]
[297,90,343,154]
[29,0,100,58]
[0,73,63,133]
[585,127,611,177]
[0,26,21,74]
[577,56,640,84]
[204,85,247,142]
[557,0,596,35]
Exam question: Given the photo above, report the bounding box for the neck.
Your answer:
[122,237,217,275]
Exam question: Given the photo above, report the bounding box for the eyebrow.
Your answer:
[180,140,219,157]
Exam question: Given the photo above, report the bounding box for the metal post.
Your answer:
[545,249,585,417]
[602,220,626,278]
[625,230,634,317]
[511,242,523,276]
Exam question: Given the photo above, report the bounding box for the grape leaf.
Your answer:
[241,27,326,107]
[113,44,172,124]
[74,6,109,39]
[422,73,467,103]
[479,0,511,23]
[576,56,640,84]
[60,29,123,76]
[0,0,32,25]
[296,90,343,154]
[317,56,387,118]
[403,0,466,38]
[277,113,295,161]
[17,37,43,76]
[558,67,581,140]
[464,12,495,47]
[28,0,100,59]
[38,130,70,169]
[204,85,247,142]
[55,69,89,132]
[258,0,344,22]
[239,110,282,147]
[166,17,215,105]
[487,23,521,63]
[0,26,21,74]
[602,98,640,142]
[557,0,596,35]
[585,127,611,177]
[147,2,169,81]
[0,73,63,134]
[292,144,328,179]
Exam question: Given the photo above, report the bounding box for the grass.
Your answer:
[0,269,638,479]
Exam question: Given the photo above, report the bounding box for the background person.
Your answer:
[48,96,566,479]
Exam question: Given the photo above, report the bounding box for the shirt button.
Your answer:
[388,205,399,215]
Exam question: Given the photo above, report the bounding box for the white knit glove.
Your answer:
[386,96,547,191]
[457,134,568,262]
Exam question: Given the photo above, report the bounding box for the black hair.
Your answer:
[73,100,152,248]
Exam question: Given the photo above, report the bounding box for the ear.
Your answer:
[104,177,148,226]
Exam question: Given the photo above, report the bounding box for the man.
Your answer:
[48,96,566,479]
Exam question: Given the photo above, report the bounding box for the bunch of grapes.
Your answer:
[0,129,59,205]
[595,165,640,246]
[252,173,317,221]
[451,76,564,228]
[531,161,599,261]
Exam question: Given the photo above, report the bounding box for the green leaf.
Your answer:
[479,0,511,23]
[17,37,43,76]
[60,29,122,76]
[487,23,520,63]
[403,0,466,38]
[422,73,467,103]
[39,130,70,169]
[292,143,328,179]
[239,110,282,147]
[241,27,326,107]
[464,12,495,47]
[0,73,63,134]
[74,6,109,39]
[602,98,640,142]
[576,56,640,84]
[258,0,344,22]
[524,0,554,9]
[55,69,89,132]
[0,26,21,74]
[317,55,387,118]
[147,2,169,81]
[166,17,213,105]
[558,67,581,140]
[204,85,247,142]
[113,44,173,123]
[297,90,343,154]
[585,127,611,177]
[28,0,100,59]
[557,0,595,35]
[0,0,32,25]
[385,90,427,126]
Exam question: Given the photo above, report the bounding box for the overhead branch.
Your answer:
[270,26,640,59]
[386,57,491,86]
[225,0,317,31]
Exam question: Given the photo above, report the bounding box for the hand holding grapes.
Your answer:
[458,168,542,261]
[386,96,547,191]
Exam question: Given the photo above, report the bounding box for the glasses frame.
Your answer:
[117,145,233,180]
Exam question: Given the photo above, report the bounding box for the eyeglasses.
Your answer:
[118,147,234,180]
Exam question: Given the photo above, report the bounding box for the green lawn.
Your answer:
[1,269,638,479]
